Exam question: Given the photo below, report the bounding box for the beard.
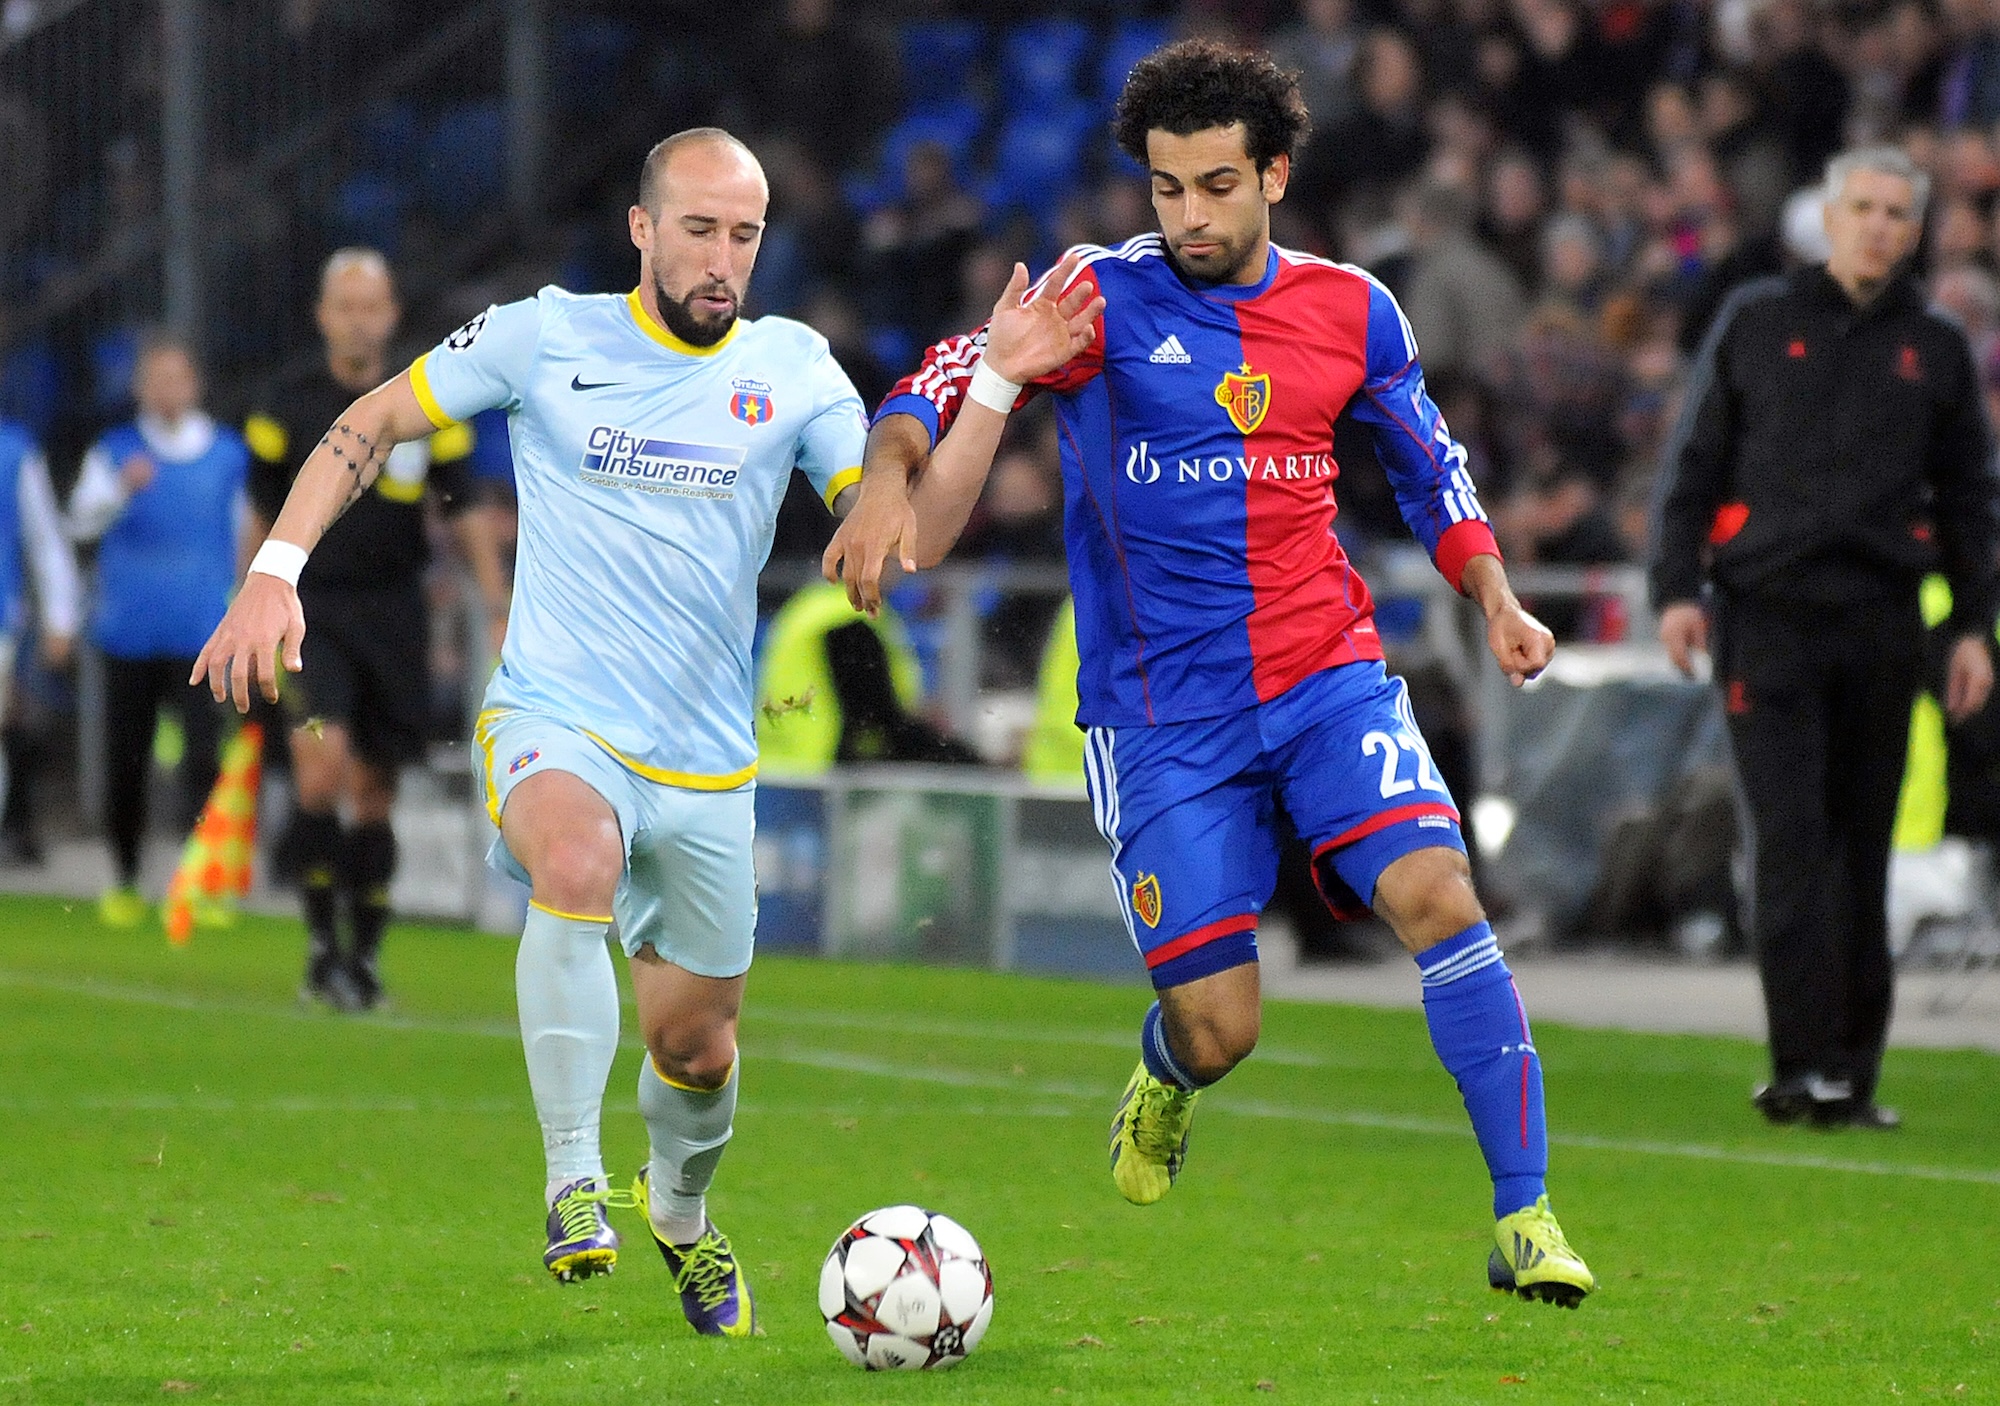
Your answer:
[651,271,742,346]
[1166,233,1259,286]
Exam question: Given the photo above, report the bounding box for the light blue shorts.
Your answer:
[475,709,757,978]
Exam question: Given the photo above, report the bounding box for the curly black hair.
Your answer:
[1112,39,1311,172]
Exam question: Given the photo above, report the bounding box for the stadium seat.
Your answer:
[899,19,985,106]
[1098,18,1172,109]
[89,327,139,420]
[982,103,1100,219]
[352,101,418,180]
[330,173,406,258]
[553,17,635,118]
[841,101,986,217]
[419,100,507,215]
[999,17,1093,107]
[0,338,60,438]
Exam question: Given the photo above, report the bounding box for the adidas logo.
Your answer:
[1149,334,1192,365]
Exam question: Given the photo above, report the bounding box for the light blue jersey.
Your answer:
[412,287,866,791]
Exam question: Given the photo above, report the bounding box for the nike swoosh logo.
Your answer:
[571,375,622,391]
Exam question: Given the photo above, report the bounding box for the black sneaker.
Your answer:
[1752,1073,1852,1125]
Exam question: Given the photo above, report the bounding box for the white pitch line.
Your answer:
[9,968,2000,1188]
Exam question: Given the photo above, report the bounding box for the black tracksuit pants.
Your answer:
[101,654,222,886]
[1716,593,1924,1102]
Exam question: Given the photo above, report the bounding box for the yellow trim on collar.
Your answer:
[822,465,864,511]
[408,354,457,429]
[626,288,740,356]
[581,728,757,791]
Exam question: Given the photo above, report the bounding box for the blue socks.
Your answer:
[1416,922,1548,1218]
[1139,1001,1209,1091]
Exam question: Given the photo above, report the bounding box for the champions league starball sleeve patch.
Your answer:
[445,310,490,352]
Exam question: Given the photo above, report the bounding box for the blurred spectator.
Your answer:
[1480,149,1548,292]
[1304,29,1431,223]
[68,333,248,925]
[860,139,984,343]
[1399,180,1528,382]
[1270,0,1365,139]
[739,0,901,175]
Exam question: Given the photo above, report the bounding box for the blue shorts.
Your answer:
[474,708,757,978]
[1082,661,1464,990]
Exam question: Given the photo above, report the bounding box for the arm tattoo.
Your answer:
[317,420,390,527]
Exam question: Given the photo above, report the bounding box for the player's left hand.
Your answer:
[192,572,306,712]
[981,251,1106,386]
[1946,632,1995,722]
[1487,602,1555,688]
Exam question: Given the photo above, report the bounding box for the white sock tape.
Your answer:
[967,358,1022,415]
[248,539,308,587]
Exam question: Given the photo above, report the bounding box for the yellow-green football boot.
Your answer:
[631,1169,758,1336]
[98,886,147,928]
[1108,1062,1200,1206]
[1489,1195,1595,1307]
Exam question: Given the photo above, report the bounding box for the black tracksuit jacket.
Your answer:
[1651,264,2000,639]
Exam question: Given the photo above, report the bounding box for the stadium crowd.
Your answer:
[7,0,2000,840]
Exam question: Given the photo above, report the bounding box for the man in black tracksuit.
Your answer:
[247,250,510,1010]
[1650,147,1999,1128]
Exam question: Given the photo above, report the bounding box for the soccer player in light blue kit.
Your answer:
[194,129,873,1336]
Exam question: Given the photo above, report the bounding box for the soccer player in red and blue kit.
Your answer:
[828,40,1594,1304]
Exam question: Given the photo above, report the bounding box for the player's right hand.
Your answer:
[981,251,1105,386]
[192,572,306,712]
[1658,601,1708,677]
[823,476,918,618]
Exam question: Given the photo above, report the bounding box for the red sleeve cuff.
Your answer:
[1434,520,1501,595]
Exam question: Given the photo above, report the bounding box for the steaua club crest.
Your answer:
[1213,361,1271,434]
[1132,872,1162,929]
[730,378,775,426]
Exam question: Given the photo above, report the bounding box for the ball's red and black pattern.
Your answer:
[819,1205,994,1370]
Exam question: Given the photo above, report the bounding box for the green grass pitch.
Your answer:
[2,891,1997,1404]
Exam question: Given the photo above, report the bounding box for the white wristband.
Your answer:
[966,358,1022,415]
[248,540,308,587]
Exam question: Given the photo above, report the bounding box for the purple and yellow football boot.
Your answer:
[632,1169,757,1337]
[544,1177,620,1283]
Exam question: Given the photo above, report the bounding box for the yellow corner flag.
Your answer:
[163,723,264,945]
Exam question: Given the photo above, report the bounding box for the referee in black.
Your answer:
[1651,146,1999,1129]
[247,249,510,1010]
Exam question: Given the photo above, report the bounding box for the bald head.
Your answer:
[316,246,399,386]
[629,128,769,348]
[638,127,766,216]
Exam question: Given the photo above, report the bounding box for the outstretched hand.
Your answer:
[191,572,306,712]
[979,251,1106,386]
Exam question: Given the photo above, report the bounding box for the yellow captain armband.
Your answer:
[244,413,288,464]
[407,354,457,431]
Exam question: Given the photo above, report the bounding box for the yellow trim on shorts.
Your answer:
[473,708,506,828]
[626,288,740,356]
[650,1053,735,1093]
[407,354,457,430]
[580,729,757,791]
[822,465,863,510]
[528,899,614,924]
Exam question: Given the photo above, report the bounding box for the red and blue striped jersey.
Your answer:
[877,234,1500,727]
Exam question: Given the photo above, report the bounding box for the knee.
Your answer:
[1167,1001,1259,1085]
[645,1028,736,1092]
[532,831,623,916]
[1374,849,1484,956]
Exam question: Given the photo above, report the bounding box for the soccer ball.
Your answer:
[819,1205,994,1370]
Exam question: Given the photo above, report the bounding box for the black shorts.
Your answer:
[290,587,430,769]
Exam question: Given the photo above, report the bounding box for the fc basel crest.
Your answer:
[730,377,774,426]
[1213,361,1271,435]
[1132,872,1162,929]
